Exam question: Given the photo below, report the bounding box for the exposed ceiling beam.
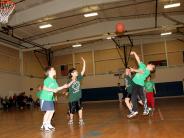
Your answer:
[22,11,184,41]
[9,0,123,26]
[12,0,156,29]
[162,13,184,25]
[44,24,184,47]
[22,24,184,52]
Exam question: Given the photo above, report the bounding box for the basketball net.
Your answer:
[0,0,15,24]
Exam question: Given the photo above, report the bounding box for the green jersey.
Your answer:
[132,62,150,86]
[124,75,133,94]
[68,75,83,102]
[40,77,59,101]
[144,81,155,93]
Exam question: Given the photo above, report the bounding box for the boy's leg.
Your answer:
[137,96,143,106]
[138,86,148,115]
[77,100,84,125]
[127,85,138,118]
[40,100,52,131]
[42,111,52,131]
[147,93,154,116]
[131,84,138,112]
[47,110,55,129]
[68,102,74,125]
[68,113,74,124]
[78,109,83,120]
[151,93,155,109]
[146,93,151,108]
[125,97,132,112]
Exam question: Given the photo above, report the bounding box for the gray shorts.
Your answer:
[40,100,54,111]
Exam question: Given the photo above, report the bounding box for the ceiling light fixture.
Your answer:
[72,44,82,48]
[39,24,52,29]
[160,32,172,36]
[164,2,180,9]
[84,12,98,17]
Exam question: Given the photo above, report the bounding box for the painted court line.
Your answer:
[158,108,164,121]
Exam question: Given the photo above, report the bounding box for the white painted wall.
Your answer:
[0,66,184,103]
[0,65,183,99]
[57,65,184,88]
[20,76,43,99]
[0,71,21,97]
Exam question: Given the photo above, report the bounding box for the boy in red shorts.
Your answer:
[144,75,156,115]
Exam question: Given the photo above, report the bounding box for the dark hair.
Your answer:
[45,66,53,76]
[148,61,155,65]
[68,68,77,79]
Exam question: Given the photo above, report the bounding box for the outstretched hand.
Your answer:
[81,57,85,62]
[81,57,86,76]
[130,51,136,55]
[63,84,69,89]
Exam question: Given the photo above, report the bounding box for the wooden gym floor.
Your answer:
[0,97,184,138]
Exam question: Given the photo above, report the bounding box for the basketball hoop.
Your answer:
[0,0,15,24]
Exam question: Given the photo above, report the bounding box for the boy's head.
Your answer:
[45,66,56,77]
[147,62,155,72]
[68,68,78,79]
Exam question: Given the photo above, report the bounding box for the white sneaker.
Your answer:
[47,124,55,130]
[43,124,52,132]
[79,119,84,126]
[40,125,44,130]
[127,111,138,118]
[143,109,149,115]
[68,119,73,125]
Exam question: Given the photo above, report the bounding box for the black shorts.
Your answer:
[124,89,131,98]
[124,93,131,98]
[68,100,83,114]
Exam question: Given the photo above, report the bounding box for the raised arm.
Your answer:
[130,51,141,64]
[81,57,86,76]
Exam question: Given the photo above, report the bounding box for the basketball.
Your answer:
[115,22,125,33]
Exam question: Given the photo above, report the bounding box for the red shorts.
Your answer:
[146,92,155,108]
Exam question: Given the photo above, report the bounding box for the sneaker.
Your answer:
[68,119,73,125]
[149,108,154,116]
[148,108,152,111]
[47,124,55,130]
[40,125,44,130]
[79,119,84,126]
[127,111,138,118]
[143,109,149,115]
[43,125,52,132]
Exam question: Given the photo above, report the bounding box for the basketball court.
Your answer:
[0,0,184,138]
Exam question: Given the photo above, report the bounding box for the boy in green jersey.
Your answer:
[127,51,155,118]
[40,67,74,132]
[124,68,143,113]
[67,57,86,125]
[144,75,156,115]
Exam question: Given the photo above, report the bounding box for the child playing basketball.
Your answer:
[127,51,155,118]
[144,75,156,115]
[39,67,73,132]
[124,68,143,113]
[67,57,86,125]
